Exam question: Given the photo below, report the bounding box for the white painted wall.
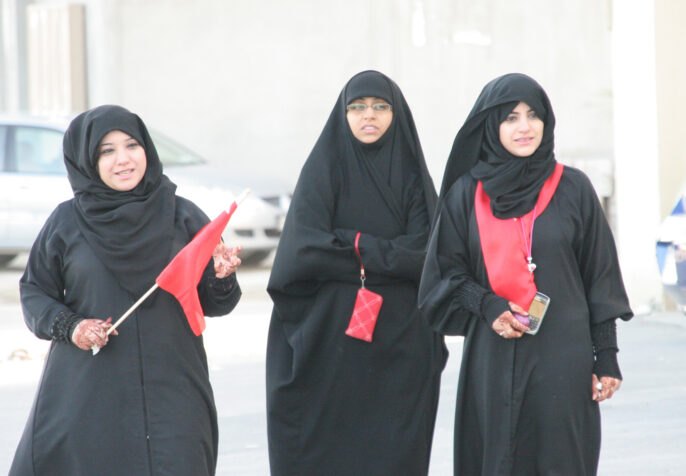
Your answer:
[24,0,613,190]
[612,0,662,311]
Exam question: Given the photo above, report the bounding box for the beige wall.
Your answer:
[655,0,686,219]
[25,0,613,193]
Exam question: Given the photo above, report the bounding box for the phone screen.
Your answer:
[529,295,548,318]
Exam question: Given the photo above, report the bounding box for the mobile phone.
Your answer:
[525,292,550,335]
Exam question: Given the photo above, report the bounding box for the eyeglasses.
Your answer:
[346,103,392,114]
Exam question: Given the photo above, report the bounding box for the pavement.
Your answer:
[0,256,685,475]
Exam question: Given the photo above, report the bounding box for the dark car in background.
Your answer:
[0,114,288,267]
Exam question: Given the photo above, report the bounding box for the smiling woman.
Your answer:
[498,102,544,157]
[96,130,148,191]
[419,73,633,476]
[9,105,242,476]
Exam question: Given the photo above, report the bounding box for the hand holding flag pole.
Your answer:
[92,189,251,355]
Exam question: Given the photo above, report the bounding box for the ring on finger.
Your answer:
[499,330,506,337]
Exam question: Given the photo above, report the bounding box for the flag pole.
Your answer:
[91,189,251,355]
[92,283,159,355]
[108,283,160,334]
[234,188,251,206]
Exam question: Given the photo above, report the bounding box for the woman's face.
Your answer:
[97,130,147,191]
[346,97,393,144]
[499,101,544,157]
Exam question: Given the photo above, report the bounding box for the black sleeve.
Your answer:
[198,268,241,317]
[268,157,368,305]
[20,208,77,341]
[333,179,432,282]
[573,170,633,325]
[591,318,622,379]
[419,184,509,336]
[50,310,85,343]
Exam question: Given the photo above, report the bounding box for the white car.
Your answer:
[0,114,287,267]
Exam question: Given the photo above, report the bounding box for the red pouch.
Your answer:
[345,232,383,342]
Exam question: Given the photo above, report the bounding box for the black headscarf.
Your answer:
[269,70,436,301]
[62,105,177,296]
[439,73,556,218]
[340,70,436,223]
[346,71,394,190]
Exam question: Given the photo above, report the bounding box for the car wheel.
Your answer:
[0,254,17,268]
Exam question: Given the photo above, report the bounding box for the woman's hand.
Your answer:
[71,317,118,351]
[592,374,622,402]
[491,301,530,339]
[213,242,242,278]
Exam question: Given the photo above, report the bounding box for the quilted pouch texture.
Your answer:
[346,232,383,342]
[346,288,383,342]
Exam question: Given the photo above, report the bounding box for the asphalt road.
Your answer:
[0,258,684,475]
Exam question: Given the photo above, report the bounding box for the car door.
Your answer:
[0,124,72,252]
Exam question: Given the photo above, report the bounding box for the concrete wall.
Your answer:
[25,0,613,191]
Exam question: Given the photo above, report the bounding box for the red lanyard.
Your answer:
[516,204,537,274]
[354,232,366,288]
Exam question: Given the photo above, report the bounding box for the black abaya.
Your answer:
[420,169,632,475]
[10,106,241,476]
[419,74,632,475]
[266,71,446,475]
[11,198,240,476]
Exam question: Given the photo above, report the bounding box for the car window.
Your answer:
[150,130,205,166]
[12,126,65,174]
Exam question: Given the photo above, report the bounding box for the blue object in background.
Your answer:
[656,194,686,308]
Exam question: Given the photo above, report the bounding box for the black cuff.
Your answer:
[207,273,237,294]
[591,319,621,379]
[50,310,84,343]
[593,349,622,380]
[455,280,486,316]
[481,293,510,326]
[591,319,618,353]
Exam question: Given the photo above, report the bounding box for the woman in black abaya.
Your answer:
[10,105,241,476]
[266,70,447,475]
[418,73,633,475]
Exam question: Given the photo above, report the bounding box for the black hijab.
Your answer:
[440,73,556,218]
[268,70,436,301]
[63,105,177,296]
[340,70,436,223]
[345,71,395,193]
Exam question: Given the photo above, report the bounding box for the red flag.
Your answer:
[155,201,239,336]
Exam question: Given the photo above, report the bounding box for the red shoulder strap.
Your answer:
[474,163,564,309]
